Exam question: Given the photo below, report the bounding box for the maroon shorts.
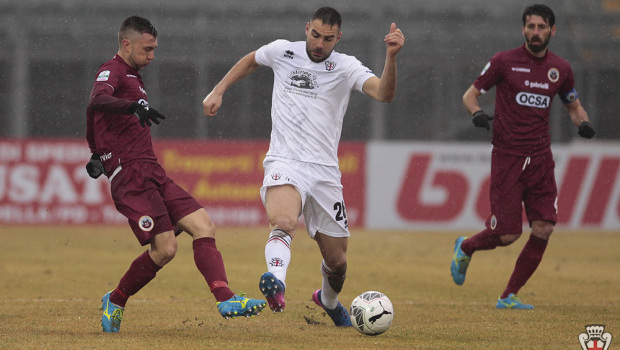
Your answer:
[487,150,558,236]
[110,161,203,245]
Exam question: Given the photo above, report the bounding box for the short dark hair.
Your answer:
[311,7,342,29]
[522,4,555,27]
[118,15,158,45]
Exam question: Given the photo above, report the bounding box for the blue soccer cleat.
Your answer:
[217,294,266,319]
[101,291,124,333]
[312,289,352,327]
[259,272,286,313]
[451,236,471,285]
[496,293,534,310]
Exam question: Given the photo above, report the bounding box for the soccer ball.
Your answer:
[350,291,394,335]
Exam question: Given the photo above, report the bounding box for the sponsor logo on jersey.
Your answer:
[325,60,336,71]
[139,86,147,95]
[286,70,319,90]
[284,50,294,59]
[512,67,531,73]
[548,67,559,83]
[525,80,549,90]
[516,91,550,108]
[96,70,110,81]
[139,215,154,231]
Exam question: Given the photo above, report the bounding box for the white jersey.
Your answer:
[255,40,376,166]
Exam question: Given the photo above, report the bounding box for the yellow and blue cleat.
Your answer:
[496,293,534,310]
[101,291,124,333]
[451,236,471,285]
[217,294,266,319]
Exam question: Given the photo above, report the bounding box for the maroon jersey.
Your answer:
[474,44,576,156]
[86,54,157,175]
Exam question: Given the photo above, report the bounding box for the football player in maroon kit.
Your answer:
[86,15,265,333]
[451,4,595,309]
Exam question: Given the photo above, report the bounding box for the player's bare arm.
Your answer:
[462,85,483,115]
[362,23,404,103]
[564,98,595,138]
[203,51,260,117]
[564,98,590,127]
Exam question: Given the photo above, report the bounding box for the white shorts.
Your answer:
[260,157,350,239]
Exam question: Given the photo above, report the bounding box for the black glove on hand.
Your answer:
[578,121,595,139]
[472,110,494,131]
[86,153,105,179]
[129,102,166,127]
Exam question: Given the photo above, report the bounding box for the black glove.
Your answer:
[86,153,105,179]
[472,110,494,131]
[129,102,166,127]
[578,121,595,139]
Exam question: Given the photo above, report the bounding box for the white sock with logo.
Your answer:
[265,228,292,286]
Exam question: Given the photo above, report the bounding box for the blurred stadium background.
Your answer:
[1,0,619,230]
[1,0,618,142]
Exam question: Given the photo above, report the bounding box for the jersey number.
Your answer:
[333,201,348,228]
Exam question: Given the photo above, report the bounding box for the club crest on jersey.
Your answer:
[271,173,282,180]
[139,216,154,232]
[325,61,336,71]
[547,68,559,83]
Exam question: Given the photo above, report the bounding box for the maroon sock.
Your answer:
[501,235,548,298]
[110,250,161,307]
[460,228,503,256]
[193,237,235,302]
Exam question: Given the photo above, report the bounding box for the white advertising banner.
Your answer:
[366,142,620,231]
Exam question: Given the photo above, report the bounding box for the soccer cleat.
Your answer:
[496,293,534,310]
[451,236,471,285]
[259,272,286,313]
[101,291,124,333]
[216,294,266,319]
[312,289,353,327]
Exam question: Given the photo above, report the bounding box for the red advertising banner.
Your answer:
[0,138,366,227]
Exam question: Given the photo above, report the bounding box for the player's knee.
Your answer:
[151,240,178,266]
[272,215,298,234]
[499,233,521,246]
[531,221,554,240]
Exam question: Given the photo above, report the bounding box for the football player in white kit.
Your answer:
[203,7,404,327]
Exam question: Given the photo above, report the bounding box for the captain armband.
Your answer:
[560,88,578,104]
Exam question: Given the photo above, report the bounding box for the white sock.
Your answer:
[320,261,340,309]
[265,229,292,286]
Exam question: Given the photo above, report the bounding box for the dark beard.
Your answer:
[526,36,550,53]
